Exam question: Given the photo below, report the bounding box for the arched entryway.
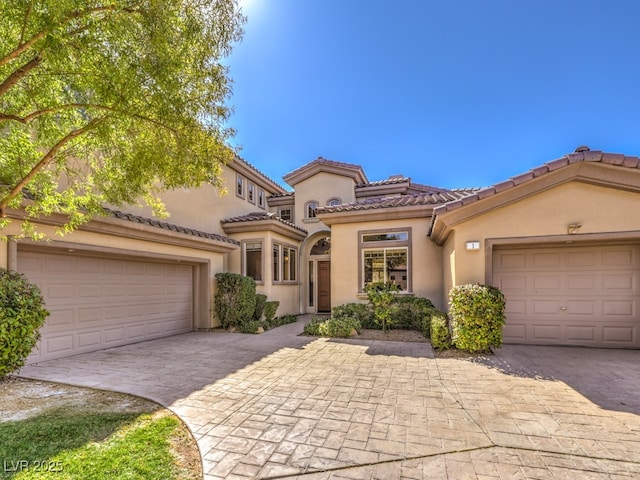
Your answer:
[301,232,331,313]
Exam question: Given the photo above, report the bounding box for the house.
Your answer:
[3,146,640,362]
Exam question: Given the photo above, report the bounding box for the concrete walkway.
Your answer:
[17,317,640,479]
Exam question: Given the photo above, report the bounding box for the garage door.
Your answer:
[19,250,193,363]
[493,244,640,348]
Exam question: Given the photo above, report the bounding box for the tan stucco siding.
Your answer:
[448,181,640,287]
[330,217,444,309]
[1,221,228,330]
[293,173,357,234]
[119,167,268,236]
[225,231,301,316]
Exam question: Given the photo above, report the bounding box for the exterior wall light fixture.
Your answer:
[567,223,582,235]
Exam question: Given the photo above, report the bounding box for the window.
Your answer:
[236,175,245,198]
[363,248,408,291]
[248,183,256,203]
[273,244,280,282]
[327,198,341,207]
[305,201,318,219]
[359,228,411,292]
[243,241,262,282]
[258,188,265,209]
[362,232,408,242]
[278,207,293,222]
[272,243,297,283]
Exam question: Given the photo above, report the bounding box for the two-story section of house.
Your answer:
[6,146,640,364]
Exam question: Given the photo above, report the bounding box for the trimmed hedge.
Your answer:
[1,268,49,377]
[449,284,506,353]
[430,311,451,350]
[263,301,279,323]
[254,294,267,321]
[304,316,360,338]
[214,273,256,329]
[394,296,435,331]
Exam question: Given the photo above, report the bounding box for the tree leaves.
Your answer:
[0,0,245,236]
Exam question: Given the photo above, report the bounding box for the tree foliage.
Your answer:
[0,0,245,235]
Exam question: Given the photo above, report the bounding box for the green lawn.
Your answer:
[0,406,198,479]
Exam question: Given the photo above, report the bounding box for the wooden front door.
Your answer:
[317,261,331,313]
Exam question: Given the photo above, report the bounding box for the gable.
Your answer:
[431,161,640,244]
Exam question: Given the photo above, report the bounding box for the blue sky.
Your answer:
[225,0,640,190]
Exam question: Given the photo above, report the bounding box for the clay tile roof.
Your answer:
[317,190,477,214]
[268,191,295,199]
[221,211,307,234]
[232,156,287,193]
[356,176,410,187]
[105,208,239,245]
[283,157,368,186]
[431,147,640,218]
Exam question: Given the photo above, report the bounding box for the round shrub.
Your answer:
[0,268,49,377]
[331,303,373,328]
[449,284,506,353]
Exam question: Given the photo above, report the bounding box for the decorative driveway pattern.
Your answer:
[17,318,640,479]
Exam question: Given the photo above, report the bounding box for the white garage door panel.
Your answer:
[494,244,640,348]
[20,251,193,363]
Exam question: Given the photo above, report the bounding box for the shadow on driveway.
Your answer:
[467,344,640,415]
[17,319,316,406]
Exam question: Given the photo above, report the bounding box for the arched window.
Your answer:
[327,198,341,207]
[305,201,318,219]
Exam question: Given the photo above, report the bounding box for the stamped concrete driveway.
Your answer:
[18,318,640,479]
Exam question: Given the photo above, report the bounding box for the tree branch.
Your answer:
[0,117,105,218]
[0,4,141,68]
[0,103,178,134]
[20,0,35,44]
[0,54,41,97]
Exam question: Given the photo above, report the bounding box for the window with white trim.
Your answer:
[360,229,411,292]
[248,183,256,203]
[272,243,297,283]
[258,188,265,209]
[327,198,341,207]
[243,241,263,282]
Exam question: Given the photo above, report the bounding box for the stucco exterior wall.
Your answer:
[225,230,300,316]
[1,220,229,329]
[330,217,445,310]
[293,173,357,234]
[120,167,266,235]
[448,181,640,287]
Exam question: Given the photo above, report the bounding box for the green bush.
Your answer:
[263,301,279,323]
[430,311,451,350]
[332,303,374,328]
[365,282,399,331]
[449,284,506,353]
[238,320,262,334]
[253,294,267,321]
[262,314,297,330]
[214,273,256,329]
[303,316,361,338]
[0,268,49,377]
[394,296,435,331]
